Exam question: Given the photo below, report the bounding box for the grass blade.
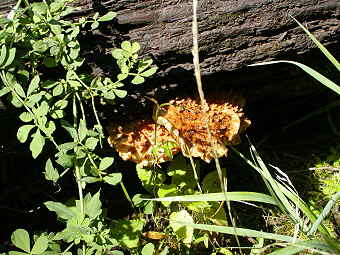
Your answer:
[174,221,296,243]
[290,15,340,71]
[268,239,335,255]
[144,191,278,205]
[249,60,340,95]
[307,190,340,236]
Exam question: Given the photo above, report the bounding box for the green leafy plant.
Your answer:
[0,0,157,254]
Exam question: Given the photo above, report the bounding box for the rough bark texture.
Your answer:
[68,0,339,123]
[1,0,339,122]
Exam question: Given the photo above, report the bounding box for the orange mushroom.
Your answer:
[107,95,251,166]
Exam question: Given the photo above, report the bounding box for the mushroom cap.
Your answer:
[107,95,251,166]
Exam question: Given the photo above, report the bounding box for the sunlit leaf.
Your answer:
[44,158,59,182]
[140,67,157,77]
[121,41,131,52]
[27,75,40,96]
[98,11,116,22]
[131,75,145,85]
[17,125,35,143]
[30,129,45,158]
[44,201,77,220]
[85,191,102,219]
[141,243,155,255]
[31,236,48,254]
[169,210,194,244]
[99,157,114,170]
[11,229,30,253]
[103,173,122,186]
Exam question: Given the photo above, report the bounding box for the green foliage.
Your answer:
[10,229,48,255]
[1,0,157,254]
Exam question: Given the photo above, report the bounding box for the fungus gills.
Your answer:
[108,95,251,166]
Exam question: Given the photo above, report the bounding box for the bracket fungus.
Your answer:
[108,95,251,166]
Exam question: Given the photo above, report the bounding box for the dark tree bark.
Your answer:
[1,0,340,122]
[68,0,339,123]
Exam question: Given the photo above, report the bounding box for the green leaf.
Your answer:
[27,93,43,106]
[58,142,77,152]
[11,94,23,108]
[157,184,178,207]
[51,25,62,35]
[140,67,157,77]
[113,89,127,98]
[131,42,140,53]
[69,46,80,60]
[142,243,155,255]
[91,21,99,30]
[136,164,166,193]
[44,57,57,68]
[121,41,132,52]
[55,152,74,168]
[117,73,128,81]
[131,75,145,85]
[0,44,7,67]
[32,40,48,53]
[19,112,33,123]
[13,83,25,98]
[98,11,116,22]
[169,210,194,244]
[112,49,124,59]
[111,219,145,248]
[44,120,56,136]
[9,251,28,255]
[2,47,16,68]
[52,83,64,96]
[61,120,78,140]
[103,91,115,100]
[11,229,30,253]
[249,60,340,95]
[44,158,59,182]
[54,99,68,109]
[84,191,102,219]
[99,157,114,170]
[51,109,64,119]
[168,155,198,189]
[85,137,99,150]
[50,1,64,12]
[78,119,87,142]
[17,125,35,143]
[44,201,77,220]
[31,236,48,254]
[0,86,10,97]
[103,173,122,186]
[31,2,48,15]
[30,129,45,158]
[35,101,49,117]
[27,75,40,96]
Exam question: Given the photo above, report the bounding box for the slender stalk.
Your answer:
[75,92,86,124]
[120,182,135,209]
[191,1,242,253]
[72,94,85,254]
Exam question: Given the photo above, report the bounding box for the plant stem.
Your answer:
[0,71,59,149]
[120,182,135,209]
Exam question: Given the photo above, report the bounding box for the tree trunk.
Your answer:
[68,0,339,124]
